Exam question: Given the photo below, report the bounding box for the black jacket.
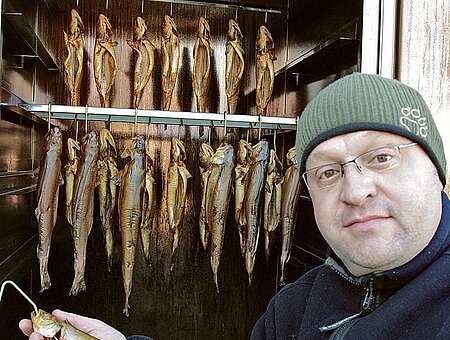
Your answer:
[251,192,450,339]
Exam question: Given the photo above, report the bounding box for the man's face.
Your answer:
[306,130,443,276]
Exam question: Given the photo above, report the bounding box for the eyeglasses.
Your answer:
[302,142,418,190]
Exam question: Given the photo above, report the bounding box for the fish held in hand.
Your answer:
[35,127,63,292]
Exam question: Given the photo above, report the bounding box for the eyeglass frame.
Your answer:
[301,142,418,190]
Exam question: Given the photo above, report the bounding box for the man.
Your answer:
[20,74,449,339]
[250,73,449,339]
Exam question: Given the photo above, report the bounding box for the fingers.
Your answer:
[19,319,33,336]
[29,333,44,340]
[52,309,98,334]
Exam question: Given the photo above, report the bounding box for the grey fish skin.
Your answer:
[235,139,252,255]
[117,136,148,316]
[69,131,99,296]
[35,127,63,292]
[205,143,234,292]
[241,140,269,285]
[279,146,302,286]
[199,143,215,250]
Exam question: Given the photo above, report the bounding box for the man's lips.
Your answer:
[344,215,389,228]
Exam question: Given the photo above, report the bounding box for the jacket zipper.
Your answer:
[319,277,375,338]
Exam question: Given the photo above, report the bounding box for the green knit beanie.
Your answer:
[296,73,447,186]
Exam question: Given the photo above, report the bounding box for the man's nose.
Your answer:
[339,163,377,206]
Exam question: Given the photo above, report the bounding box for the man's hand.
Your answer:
[19,309,127,340]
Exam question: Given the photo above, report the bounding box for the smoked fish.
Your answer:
[69,131,99,296]
[127,17,155,109]
[97,128,118,271]
[205,143,234,292]
[64,137,80,226]
[167,137,192,266]
[241,140,269,284]
[235,139,252,255]
[225,19,244,114]
[116,136,153,315]
[279,146,302,286]
[140,158,156,267]
[35,127,63,292]
[263,149,283,262]
[94,14,117,108]
[256,25,276,115]
[63,9,84,106]
[199,143,215,250]
[161,15,180,111]
[193,16,212,112]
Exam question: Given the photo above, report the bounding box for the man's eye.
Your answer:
[375,154,392,163]
[317,168,340,181]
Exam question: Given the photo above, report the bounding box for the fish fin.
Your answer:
[264,182,271,193]
[59,173,65,186]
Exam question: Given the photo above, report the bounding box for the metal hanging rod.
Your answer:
[19,104,297,130]
[148,0,285,14]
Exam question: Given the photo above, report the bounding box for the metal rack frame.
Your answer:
[20,104,298,130]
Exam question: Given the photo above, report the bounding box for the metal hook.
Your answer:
[84,105,88,134]
[235,8,238,21]
[170,2,173,16]
[204,7,207,20]
[246,129,249,143]
[105,0,109,15]
[141,0,144,14]
[76,0,79,10]
[47,103,51,132]
[264,12,268,24]
[223,111,227,141]
[274,130,277,152]
[75,119,79,142]
[134,107,138,137]
[208,127,211,144]
[0,280,38,314]
[258,114,262,141]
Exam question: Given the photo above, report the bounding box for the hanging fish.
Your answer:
[199,143,215,250]
[241,140,269,284]
[35,127,63,292]
[139,158,156,266]
[127,16,155,109]
[97,128,118,271]
[235,139,252,255]
[69,131,99,296]
[93,14,117,108]
[225,19,244,114]
[161,15,180,111]
[167,137,192,267]
[63,9,84,106]
[205,143,234,292]
[279,146,302,286]
[193,16,212,112]
[263,149,283,262]
[256,25,276,115]
[65,138,80,226]
[115,135,152,316]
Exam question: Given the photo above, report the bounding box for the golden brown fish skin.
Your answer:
[205,143,234,292]
[199,143,215,250]
[225,19,244,114]
[94,14,117,108]
[63,9,84,106]
[65,137,80,226]
[263,149,283,262]
[35,127,63,292]
[161,15,180,111]
[32,309,97,339]
[193,16,211,112]
[140,157,156,266]
[241,140,269,285]
[235,139,252,255]
[117,136,149,316]
[69,131,99,296]
[97,128,117,271]
[127,17,155,109]
[167,138,192,267]
[256,25,276,115]
[279,146,302,286]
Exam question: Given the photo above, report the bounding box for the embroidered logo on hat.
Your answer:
[400,107,428,138]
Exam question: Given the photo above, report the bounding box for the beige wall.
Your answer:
[397,0,450,194]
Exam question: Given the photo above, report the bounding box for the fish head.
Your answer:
[31,309,62,338]
[237,139,252,164]
[171,137,186,162]
[70,9,84,36]
[256,25,274,52]
[163,15,178,38]
[213,143,235,166]
[198,16,210,39]
[227,19,242,41]
[134,16,147,40]
[97,14,112,39]
[252,139,269,162]
[268,149,282,172]
[286,146,297,166]
[199,143,214,166]
[67,138,81,160]
[45,126,63,155]
[121,135,145,159]
[81,131,99,156]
